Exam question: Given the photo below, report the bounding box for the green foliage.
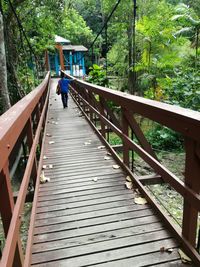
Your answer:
[60,8,93,46]
[164,68,200,111]
[87,64,109,86]
[146,124,183,151]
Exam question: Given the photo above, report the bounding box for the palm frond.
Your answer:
[174,27,194,37]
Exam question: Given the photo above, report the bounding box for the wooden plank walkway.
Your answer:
[31,79,185,266]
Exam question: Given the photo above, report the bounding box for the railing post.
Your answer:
[0,164,23,267]
[182,138,200,246]
[26,119,38,186]
[122,108,129,166]
[99,97,106,139]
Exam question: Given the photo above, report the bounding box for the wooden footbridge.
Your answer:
[0,72,200,266]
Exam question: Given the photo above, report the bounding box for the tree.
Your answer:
[0,8,11,114]
[172,3,200,68]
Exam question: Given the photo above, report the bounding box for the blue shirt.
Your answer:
[59,78,71,93]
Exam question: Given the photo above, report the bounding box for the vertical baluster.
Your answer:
[26,119,37,187]
[99,97,106,139]
[0,164,23,267]
[182,138,200,247]
[122,108,129,166]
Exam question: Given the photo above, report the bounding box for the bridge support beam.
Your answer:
[0,164,24,267]
[182,138,200,247]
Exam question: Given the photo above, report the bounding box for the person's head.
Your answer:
[60,72,65,79]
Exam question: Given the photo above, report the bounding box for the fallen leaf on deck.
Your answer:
[40,171,50,184]
[49,141,55,144]
[112,164,120,169]
[166,248,174,253]
[107,152,111,156]
[46,133,52,137]
[84,141,91,145]
[43,155,47,159]
[92,177,98,182]
[134,197,147,205]
[178,249,192,264]
[98,145,105,149]
[55,122,58,125]
[104,156,110,160]
[42,165,47,169]
[49,164,53,169]
[126,176,132,182]
[160,247,165,253]
[125,181,133,190]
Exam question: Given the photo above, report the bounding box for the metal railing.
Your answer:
[67,72,200,266]
[0,72,50,267]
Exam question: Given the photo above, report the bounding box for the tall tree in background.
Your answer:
[0,6,11,114]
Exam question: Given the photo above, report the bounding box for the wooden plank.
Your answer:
[32,230,172,264]
[34,204,150,227]
[37,185,130,202]
[36,195,135,217]
[32,238,178,266]
[37,189,133,208]
[33,215,160,243]
[88,251,183,267]
[38,175,124,192]
[34,209,154,235]
[32,221,164,253]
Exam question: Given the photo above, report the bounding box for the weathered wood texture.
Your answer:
[31,79,186,266]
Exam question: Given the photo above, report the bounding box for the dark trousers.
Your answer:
[61,92,68,108]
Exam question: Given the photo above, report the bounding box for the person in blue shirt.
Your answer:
[58,72,74,108]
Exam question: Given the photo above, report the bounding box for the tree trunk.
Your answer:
[127,9,136,95]
[0,11,11,114]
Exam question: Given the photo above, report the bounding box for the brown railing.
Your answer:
[67,73,200,266]
[0,72,50,267]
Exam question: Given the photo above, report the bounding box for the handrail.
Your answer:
[0,72,50,267]
[65,72,200,266]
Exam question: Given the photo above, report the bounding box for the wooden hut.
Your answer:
[45,35,87,77]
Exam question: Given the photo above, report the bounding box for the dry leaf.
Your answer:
[43,155,48,159]
[134,197,147,205]
[104,156,110,160]
[166,248,174,253]
[125,181,133,190]
[49,164,53,169]
[98,145,105,149]
[49,141,55,144]
[112,164,120,169]
[84,141,91,145]
[160,247,165,253]
[42,165,47,169]
[92,177,98,182]
[46,133,52,137]
[55,122,58,125]
[126,176,132,182]
[107,152,111,156]
[40,171,50,184]
[178,249,192,264]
